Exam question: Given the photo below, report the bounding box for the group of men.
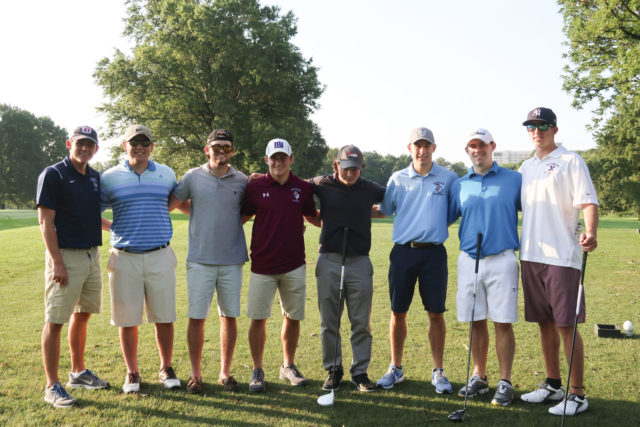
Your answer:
[36,106,598,419]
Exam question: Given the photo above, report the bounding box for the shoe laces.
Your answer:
[287,364,303,378]
[52,382,71,398]
[127,372,140,383]
[496,381,510,393]
[251,368,264,382]
[433,369,446,382]
[84,369,98,379]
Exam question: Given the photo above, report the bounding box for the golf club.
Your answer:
[318,227,349,407]
[561,251,588,426]
[449,232,483,423]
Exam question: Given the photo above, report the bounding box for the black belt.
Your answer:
[403,241,438,248]
[118,243,170,254]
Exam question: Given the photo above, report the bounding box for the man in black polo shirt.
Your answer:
[36,126,109,408]
[308,145,385,392]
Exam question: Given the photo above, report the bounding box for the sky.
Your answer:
[0,0,596,165]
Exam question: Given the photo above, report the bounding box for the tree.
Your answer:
[95,0,326,178]
[435,157,467,177]
[559,0,640,215]
[0,105,67,208]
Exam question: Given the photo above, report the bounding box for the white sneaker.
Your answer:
[549,393,588,416]
[521,382,564,403]
[123,372,141,394]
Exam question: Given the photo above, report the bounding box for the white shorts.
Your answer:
[456,249,519,323]
[186,261,243,319]
[246,265,306,321]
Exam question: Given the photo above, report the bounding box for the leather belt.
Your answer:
[118,243,170,254]
[404,241,437,248]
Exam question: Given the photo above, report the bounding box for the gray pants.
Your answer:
[316,253,373,376]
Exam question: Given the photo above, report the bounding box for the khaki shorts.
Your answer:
[186,261,243,319]
[44,248,102,324]
[456,250,519,323]
[246,264,306,320]
[107,246,177,327]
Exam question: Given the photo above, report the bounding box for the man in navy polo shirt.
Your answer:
[241,138,317,392]
[36,125,110,408]
[376,127,457,393]
[448,128,521,407]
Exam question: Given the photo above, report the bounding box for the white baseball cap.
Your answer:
[467,128,494,146]
[265,138,292,157]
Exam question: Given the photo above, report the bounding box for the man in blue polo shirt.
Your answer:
[376,127,457,393]
[448,128,521,407]
[36,125,110,408]
[101,124,181,394]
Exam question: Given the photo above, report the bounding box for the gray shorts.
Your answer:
[186,261,243,319]
[246,264,306,320]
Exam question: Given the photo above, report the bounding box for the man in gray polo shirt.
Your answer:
[169,129,248,393]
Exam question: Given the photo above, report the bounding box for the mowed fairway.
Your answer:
[0,210,638,426]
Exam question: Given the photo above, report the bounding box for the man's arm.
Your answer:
[168,192,191,215]
[371,205,385,219]
[305,210,322,227]
[579,203,599,252]
[38,206,68,286]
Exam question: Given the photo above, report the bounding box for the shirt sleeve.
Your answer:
[379,175,397,216]
[99,173,111,212]
[570,155,599,208]
[35,168,58,210]
[241,183,256,216]
[447,179,461,225]
[173,171,191,201]
[301,184,317,217]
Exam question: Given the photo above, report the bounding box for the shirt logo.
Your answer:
[262,192,270,198]
[291,188,301,202]
[544,162,559,174]
[433,181,445,195]
[90,177,98,191]
[69,179,76,184]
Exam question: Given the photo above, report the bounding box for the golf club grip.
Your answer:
[580,251,588,285]
[341,227,349,265]
[475,233,483,274]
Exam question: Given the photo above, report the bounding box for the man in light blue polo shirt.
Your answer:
[101,124,181,394]
[448,128,521,407]
[376,127,457,393]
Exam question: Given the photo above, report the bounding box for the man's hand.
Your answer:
[52,260,69,286]
[579,233,597,252]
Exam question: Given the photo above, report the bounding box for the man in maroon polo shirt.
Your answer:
[241,138,317,392]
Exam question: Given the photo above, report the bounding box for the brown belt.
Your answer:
[404,241,437,248]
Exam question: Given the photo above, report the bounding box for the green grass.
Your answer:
[0,211,639,426]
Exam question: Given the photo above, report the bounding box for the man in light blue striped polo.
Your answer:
[101,124,182,394]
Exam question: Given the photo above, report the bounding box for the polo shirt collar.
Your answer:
[331,173,362,188]
[409,162,440,178]
[265,171,292,186]
[124,159,156,172]
[535,145,566,160]
[202,163,236,179]
[62,156,85,179]
[468,161,499,178]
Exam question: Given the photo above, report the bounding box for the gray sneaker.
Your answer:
[249,368,266,392]
[66,369,110,390]
[279,364,309,386]
[44,382,77,408]
[458,375,489,398]
[491,380,514,406]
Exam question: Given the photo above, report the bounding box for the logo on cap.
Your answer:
[347,151,360,159]
[81,127,92,135]
[419,128,429,137]
[533,108,542,117]
[274,141,284,148]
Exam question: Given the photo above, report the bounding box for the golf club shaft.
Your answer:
[462,233,483,412]
[329,227,348,391]
[562,251,587,426]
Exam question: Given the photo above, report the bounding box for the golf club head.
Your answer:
[317,389,334,407]
[448,409,466,422]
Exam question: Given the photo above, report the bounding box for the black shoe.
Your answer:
[322,366,343,391]
[351,373,376,392]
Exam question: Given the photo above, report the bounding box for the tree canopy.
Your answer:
[559,0,640,214]
[95,0,326,177]
[0,104,67,208]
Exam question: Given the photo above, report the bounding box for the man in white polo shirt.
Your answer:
[170,129,248,394]
[518,107,599,417]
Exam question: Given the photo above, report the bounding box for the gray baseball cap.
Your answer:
[409,127,435,145]
[337,145,364,169]
[124,124,153,142]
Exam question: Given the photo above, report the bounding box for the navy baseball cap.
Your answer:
[71,126,98,144]
[207,128,233,143]
[523,107,557,126]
